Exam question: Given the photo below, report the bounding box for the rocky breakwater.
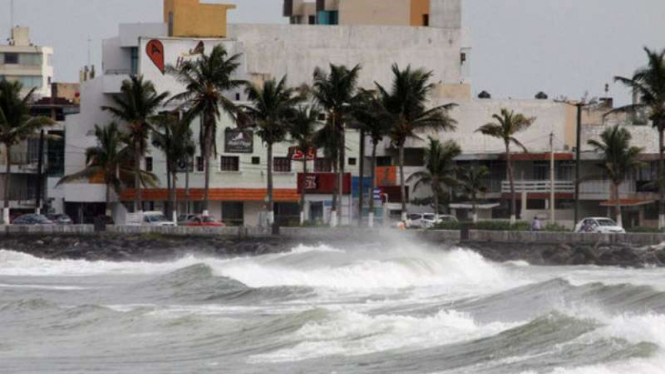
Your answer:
[463,241,665,268]
[0,234,300,261]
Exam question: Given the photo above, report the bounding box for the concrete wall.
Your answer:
[430,0,461,29]
[227,23,462,88]
[164,0,235,38]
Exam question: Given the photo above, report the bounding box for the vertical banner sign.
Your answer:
[146,40,165,74]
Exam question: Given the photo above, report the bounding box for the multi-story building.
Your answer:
[60,0,660,229]
[0,27,54,98]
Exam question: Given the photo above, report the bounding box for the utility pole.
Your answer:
[574,103,583,225]
[550,132,555,224]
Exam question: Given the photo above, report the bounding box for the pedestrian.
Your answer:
[531,216,542,231]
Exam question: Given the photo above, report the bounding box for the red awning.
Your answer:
[600,199,655,207]
[120,188,300,202]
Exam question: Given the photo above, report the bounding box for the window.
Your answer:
[130,47,139,75]
[376,157,392,167]
[145,157,153,172]
[4,53,18,64]
[168,12,174,36]
[348,158,357,166]
[308,15,316,25]
[235,93,240,101]
[315,158,332,172]
[220,156,239,171]
[17,76,43,89]
[252,156,261,165]
[533,162,548,181]
[274,157,292,172]
[18,53,42,66]
[423,14,430,26]
[527,199,546,210]
[196,156,204,172]
[557,161,575,181]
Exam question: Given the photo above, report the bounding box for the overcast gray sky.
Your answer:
[1,0,664,105]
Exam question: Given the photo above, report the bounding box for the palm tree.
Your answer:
[459,165,490,223]
[612,47,665,229]
[243,76,302,227]
[168,44,244,215]
[102,75,168,213]
[407,138,461,216]
[314,117,342,220]
[289,105,321,225]
[588,125,644,228]
[377,64,457,220]
[351,90,391,227]
[152,112,196,221]
[0,81,54,222]
[312,64,361,226]
[477,108,535,224]
[58,122,158,215]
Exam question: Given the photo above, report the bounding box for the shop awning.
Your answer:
[120,188,300,202]
[599,199,655,207]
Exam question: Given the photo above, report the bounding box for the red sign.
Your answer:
[289,147,317,161]
[297,173,351,194]
[146,40,165,74]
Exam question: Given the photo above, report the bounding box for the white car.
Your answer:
[574,217,625,234]
[126,211,176,227]
[407,213,458,228]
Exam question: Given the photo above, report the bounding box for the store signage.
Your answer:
[224,128,254,153]
[289,147,317,161]
[146,40,165,74]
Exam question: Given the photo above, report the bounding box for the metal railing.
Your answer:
[579,180,636,195]
[501,180,574,194]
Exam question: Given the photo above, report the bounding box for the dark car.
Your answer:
[47,214,73,225]
[12,214,54,225]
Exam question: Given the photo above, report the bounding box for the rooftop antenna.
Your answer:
[87,36,92,66]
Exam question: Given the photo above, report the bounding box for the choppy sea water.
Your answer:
[0,238,664,374]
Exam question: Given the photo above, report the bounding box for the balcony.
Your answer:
[501,180,574,194]
[579,180,636,200]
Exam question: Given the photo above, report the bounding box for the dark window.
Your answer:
[4,53,18,64]
[423,14,429,26]
[308,15,316,25]
[315,158,332,172]
[348,158,357,166]
[527,199,546,210]
[168,12,174,36]
[145,157,153,172]
[222,202,244,226]
[220,156,239,171]
[130,47,139,75]
[235,93,241,101]
[274,157,292,172]
[533,162,548,181]
[376,157,392,167]
[196,156,204,172]
[252,156,261,165]
[461,53,467,64]
[557,161,575,181]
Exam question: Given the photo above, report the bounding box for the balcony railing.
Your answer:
[579,180,636,196]
[501,180,574,194]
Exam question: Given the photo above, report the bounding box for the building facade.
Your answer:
[0,27,54,98]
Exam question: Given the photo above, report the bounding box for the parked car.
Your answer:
[47,214,73,225]
[126,211,176,227]
[186,215,225,227]
[177,214,197,226]
[12,214,54,225]
[574,217,626,234]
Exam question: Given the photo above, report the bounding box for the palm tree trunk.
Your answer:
[506,142,516,224]
[659,127,664,229]
[300,154,307,225]
[613,182,622,227]
[433,184,440,216]
[338,126,346,225]
[105,182,112,216]
[369,142,377,228]
[399,143,407,221]
[134,139,143,212]
[166,152,172,220]
[358,129,365,226]
[267,142,275,227]
[185,154,191,214]
[4,146,11,224]
[172,171,177,223]
[331,158,338,227]
[472,192,478,223]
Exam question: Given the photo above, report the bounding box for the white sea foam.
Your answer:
[249,308,516,363]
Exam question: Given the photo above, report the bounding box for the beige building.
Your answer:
[284,0,434,27]
[0,27,54,98]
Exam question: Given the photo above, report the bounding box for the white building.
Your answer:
[0,27,54,98]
